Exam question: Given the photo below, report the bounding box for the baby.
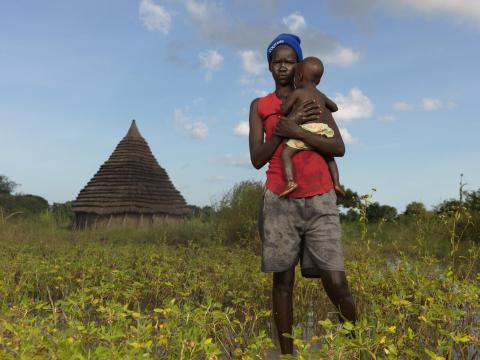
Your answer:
[279,56,345,198]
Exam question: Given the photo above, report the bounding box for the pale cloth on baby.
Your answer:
[285,122,334,150]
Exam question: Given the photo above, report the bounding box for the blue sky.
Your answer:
[1,0,479,211]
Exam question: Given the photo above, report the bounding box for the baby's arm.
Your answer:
[325,96,338,113]
[280,90,302,116]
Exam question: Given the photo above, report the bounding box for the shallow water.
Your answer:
[263,257,479,359]
[263,305,479,359]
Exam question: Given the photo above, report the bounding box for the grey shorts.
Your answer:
[259,188,344,277]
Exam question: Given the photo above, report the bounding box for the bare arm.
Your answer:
[296,109,345,156]
[250,98,325,169]
[249,99,282,169]
[274,109,345,157]
[325,96,338,112]
[280,91,300,116]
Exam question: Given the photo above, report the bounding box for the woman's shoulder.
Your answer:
[257,92,281,119]
[249,97,260,109]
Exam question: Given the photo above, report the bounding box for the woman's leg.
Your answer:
[272,266,295,354]
[319,269,356,324]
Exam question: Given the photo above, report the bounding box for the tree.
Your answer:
[0,194,49,214]
[341,208,359,222]
[0,175,17,196]
[404,201,427,218]
[434,199,461,215]
[215,180,264,248]
[464,188,480,212]
[366,202,398,222]
[337,187,359,209]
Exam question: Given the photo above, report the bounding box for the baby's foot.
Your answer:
[280,181,298,197]
[334,184,346,197]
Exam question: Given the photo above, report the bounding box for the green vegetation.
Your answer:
[0,175,49,217]
[0,180,479,359]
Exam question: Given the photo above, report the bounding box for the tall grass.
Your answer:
[0,182,478,359]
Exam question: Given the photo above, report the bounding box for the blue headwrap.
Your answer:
[267,33,303,63]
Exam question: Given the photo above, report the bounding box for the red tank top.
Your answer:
[258,92,333,198]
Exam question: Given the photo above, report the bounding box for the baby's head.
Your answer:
[294,57,324,88]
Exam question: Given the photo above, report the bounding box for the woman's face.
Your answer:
[269,44,297,86]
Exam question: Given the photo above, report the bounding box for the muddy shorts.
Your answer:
[259,188,344,277]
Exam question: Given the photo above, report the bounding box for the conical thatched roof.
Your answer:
[73,120,190,216]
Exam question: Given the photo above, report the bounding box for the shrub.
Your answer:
[403,201,427,218]
[213,180,264,250]
[0,194,49,215]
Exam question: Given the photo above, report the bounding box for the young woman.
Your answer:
[248,33,356,355]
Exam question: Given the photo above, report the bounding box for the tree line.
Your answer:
[337,187,480,222]
[0,175,72,221]
[1,174,479,224]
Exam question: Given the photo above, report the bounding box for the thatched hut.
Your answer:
[73,120,191,228]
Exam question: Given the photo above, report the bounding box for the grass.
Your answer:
[0,188,479,359]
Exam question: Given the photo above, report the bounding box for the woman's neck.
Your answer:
[275,84,294,101]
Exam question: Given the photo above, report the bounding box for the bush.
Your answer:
[403,201,427,218]
[51,201,74,226]
[213,180,264,250]
[464,188,480,212]
[366,202,397,222]
[0,194,49,215]
[0,175,17,196]
[340,208,359,222]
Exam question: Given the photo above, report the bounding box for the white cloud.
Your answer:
[185,0,207,18]
[339,127,356,144]
[173,107,208,139]
[421,97,442,111]
[282,12,307,33]
[393,0,480,27]
[189,122,208,139]
[239,50,267,76]
[320,46,360,66]
[199,50,224,70]
[333,87,373,121]
[393,101,413,112]
[328,0,480,30]
[139,0,171,34]
[185,0,359,68]
[234,121,249,137]
[198,50,224,80]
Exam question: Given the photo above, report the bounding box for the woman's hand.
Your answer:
[274,116,303,139]
[289,99,322,125]
[274,99,323,139]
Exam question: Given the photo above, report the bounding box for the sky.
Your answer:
[0,0,479,211]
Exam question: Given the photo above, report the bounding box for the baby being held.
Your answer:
[279,56,345,198]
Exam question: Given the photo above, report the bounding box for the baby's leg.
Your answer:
[326,157,345,197]
[281,146,298,182]
[280,146,300,197]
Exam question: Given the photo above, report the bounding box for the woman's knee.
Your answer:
[273,268,295,296]
[321,270,351,297]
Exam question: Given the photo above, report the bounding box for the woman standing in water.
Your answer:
[248,33,356,355]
